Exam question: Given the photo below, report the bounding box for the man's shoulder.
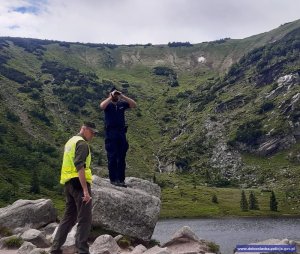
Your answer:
[119,101,130,108]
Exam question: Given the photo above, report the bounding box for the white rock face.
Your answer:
[198,56,206,63]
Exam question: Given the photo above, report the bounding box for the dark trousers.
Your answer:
[50,181,92,254]
[105,130,129,183]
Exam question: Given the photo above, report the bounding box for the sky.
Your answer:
[0,0,299,45]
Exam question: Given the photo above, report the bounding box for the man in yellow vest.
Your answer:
[50,122,98,254]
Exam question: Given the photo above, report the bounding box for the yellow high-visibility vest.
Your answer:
[60,136,92,184]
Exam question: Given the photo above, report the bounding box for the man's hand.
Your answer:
[111,90,121,97]
[82,190,92,204]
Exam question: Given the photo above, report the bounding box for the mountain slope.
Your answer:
[0,19,300,212]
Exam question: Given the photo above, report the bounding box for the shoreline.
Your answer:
[158,214,300,220]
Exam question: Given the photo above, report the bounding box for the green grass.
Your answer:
[157,173,300,218]
[160,184,299,218]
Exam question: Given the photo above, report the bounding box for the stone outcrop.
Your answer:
[205,118,243,178]
[256,135,296,156]
[215,95,250,113]
[265,74,300,99]
[90,234,121,254]
[0,199,57,230]
[92,176,161,241]
[162,226,213,254]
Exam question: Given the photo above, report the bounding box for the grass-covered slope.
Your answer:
[0,19,300,217]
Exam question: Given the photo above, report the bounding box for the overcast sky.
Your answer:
[0,0,299,45]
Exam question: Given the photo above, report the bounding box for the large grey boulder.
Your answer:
[0,199,57,229]
[92,176,161,241]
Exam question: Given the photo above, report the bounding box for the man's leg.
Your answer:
[50,183,77,253]
[105,135,118,183]
[117,134,129,184]
[72,184,92,254]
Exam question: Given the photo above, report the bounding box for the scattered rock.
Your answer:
[162,226,212,254]
[90,234,121,254]
[17,241,36,254]
[0,199,57,230]
[41,222,58,236]
[51,224,76,254]
[143,246,171,254]
[131,244,147,254]
[21,229,50,248]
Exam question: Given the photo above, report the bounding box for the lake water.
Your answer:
[152,218,300,254]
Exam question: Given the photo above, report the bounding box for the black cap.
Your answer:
[83,121,99,133]
[110,87,117,93]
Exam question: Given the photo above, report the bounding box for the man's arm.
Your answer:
[100,95,112,110]
[120,94,137,108]
[74,140,91,204]
[78,167,92,204]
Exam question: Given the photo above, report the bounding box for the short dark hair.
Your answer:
[83,122,99,133]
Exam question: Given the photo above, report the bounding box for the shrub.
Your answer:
[4,236,23,248]
[270,191,278,211]
[207,241,220,253]
[235,120,264,146]
[240,190,248,211]
[153,66,175,77]
[29,169,40,194]
[212,194,218,204]
[30,109,52,125]
[0,225,12,237]
[148,239,160,248]
[0,185,13,202]
[6,111,20,122]
[40,167,57,189]
[259,102,275,114]
[165,97,177,104]
[0,124,8,134]
[249,191,259,210]
[117,237,131,249]
[30,89,41,100]
[0,66,32,84]
[168,42,193,47]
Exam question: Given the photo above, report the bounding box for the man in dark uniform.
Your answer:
[100,88,136,187]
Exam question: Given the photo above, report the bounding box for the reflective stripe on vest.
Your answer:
[60,136,92,185]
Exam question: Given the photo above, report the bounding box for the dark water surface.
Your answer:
[152,218,300,254]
